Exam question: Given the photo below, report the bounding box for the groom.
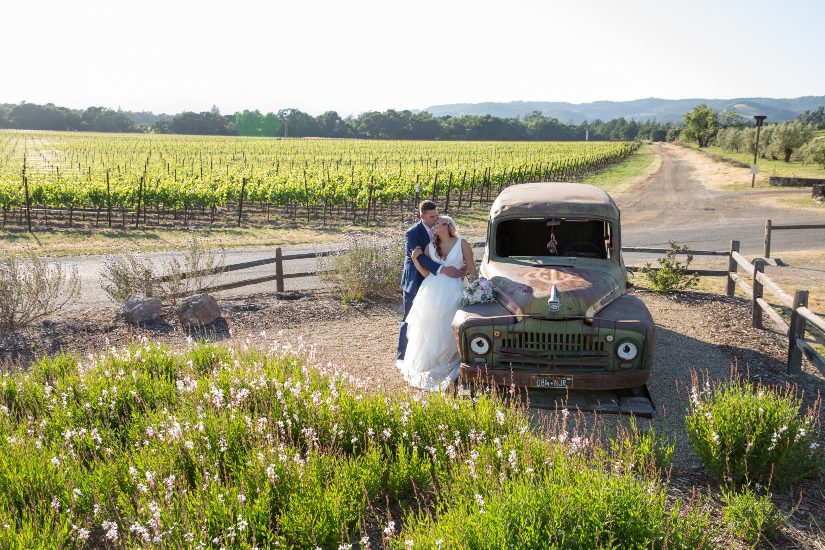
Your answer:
[397,200,465,360]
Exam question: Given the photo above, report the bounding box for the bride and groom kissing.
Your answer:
[396,200,478,391]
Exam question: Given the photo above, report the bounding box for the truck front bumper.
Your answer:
[458,363,651,391]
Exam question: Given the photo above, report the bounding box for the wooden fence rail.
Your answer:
[763,219,825,258]
[158,239,825,373]
[727,239,825,373]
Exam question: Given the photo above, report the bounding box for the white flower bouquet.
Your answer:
[462,276,497,306]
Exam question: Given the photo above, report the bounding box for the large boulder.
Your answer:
[123,295,162,325]
[176,294,221,327]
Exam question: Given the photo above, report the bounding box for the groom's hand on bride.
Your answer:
[440,266,464,278]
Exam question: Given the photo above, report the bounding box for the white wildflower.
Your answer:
[102,520,118,541]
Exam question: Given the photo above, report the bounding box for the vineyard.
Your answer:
[0,131,638,228]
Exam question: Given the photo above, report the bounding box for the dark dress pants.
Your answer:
[396,287,418,360]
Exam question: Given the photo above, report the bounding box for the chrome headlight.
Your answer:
[616,340,639,361]
[469,334,491,355]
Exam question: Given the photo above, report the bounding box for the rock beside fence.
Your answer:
[769,176,825,187]
[124,295,162,324]
[814,183,825,202]
[176,294,221,327]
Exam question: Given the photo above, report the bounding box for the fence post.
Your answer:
[22,155,32,233]
[764,219,772,258]
[787,290,809,374]
[106,170,112,228]
[752,259,766,329]
[135,175,144,228]
[275,247,284,292]
[726,240,739,297]
[444,172,452,213]
[237,177,246,227]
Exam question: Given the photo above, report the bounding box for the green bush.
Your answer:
[721,486,787,546]
[685,371,822,486]
[640,240,699,294]
[320,233,404,300]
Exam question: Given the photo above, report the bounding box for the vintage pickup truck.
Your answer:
[454,181,655,393]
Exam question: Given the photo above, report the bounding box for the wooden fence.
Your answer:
[159,240,825,373]
[763,219,825,258]
[727,240,825,373]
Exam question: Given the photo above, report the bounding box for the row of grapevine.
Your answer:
[0,131,638,227]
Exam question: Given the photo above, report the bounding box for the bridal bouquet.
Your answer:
[462,276,496,306]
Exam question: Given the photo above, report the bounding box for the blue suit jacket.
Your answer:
[401,221,442,294]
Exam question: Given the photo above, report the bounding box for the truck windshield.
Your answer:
[495,218,613,259]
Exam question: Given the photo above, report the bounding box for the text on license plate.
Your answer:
[532,375,571,389]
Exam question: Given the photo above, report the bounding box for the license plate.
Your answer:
[532,375,571,389]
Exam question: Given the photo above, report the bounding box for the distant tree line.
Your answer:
[0,101,678,141]
[676,103,825,166]
[0,103,138,133]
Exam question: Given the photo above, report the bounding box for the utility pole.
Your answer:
[751,115,767,188]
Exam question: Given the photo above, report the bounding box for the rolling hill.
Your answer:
[421,96,825,124]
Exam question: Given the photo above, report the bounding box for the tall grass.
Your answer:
[0,340,716,548]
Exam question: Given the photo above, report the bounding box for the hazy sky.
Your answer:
[2,0,823,116]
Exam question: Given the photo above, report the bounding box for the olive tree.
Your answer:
[770,121,815,162]
[682,104,718,147]
[716,127,746,153]
[801,138,825,168]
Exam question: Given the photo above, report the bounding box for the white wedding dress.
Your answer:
[397,239,465,391]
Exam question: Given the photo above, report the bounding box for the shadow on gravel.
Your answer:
[132,317,175,335]
[185,317,231,342]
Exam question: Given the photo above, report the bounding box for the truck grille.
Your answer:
[500,332,605,353]
[496,328,609,368]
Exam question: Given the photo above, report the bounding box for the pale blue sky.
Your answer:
[2,0,823,115]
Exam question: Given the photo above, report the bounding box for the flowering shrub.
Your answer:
[721,486,787,546]
[462,276,497,306]
[0,250,80,330]
[685,371,822,486]
[100,235,225,305]
[0,340,715,548]
[320,233,405,301]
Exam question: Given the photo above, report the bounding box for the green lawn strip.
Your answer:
[0,205,489,257]
[779,196,825,209]
[580,144,661,192]
[683,143,825,180]
[0,343,717,548]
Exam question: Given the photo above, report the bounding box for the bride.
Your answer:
[397,216,477,391]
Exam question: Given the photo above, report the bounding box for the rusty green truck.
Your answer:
[454,182,655,392]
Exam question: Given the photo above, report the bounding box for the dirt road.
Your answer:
[617,143,825,254]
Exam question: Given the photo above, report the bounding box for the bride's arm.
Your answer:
[461,240,478,280]
[411,246,432,278]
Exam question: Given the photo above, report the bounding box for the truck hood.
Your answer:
[482,262,623,321]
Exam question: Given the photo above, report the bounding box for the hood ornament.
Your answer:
[547,285,561,312]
